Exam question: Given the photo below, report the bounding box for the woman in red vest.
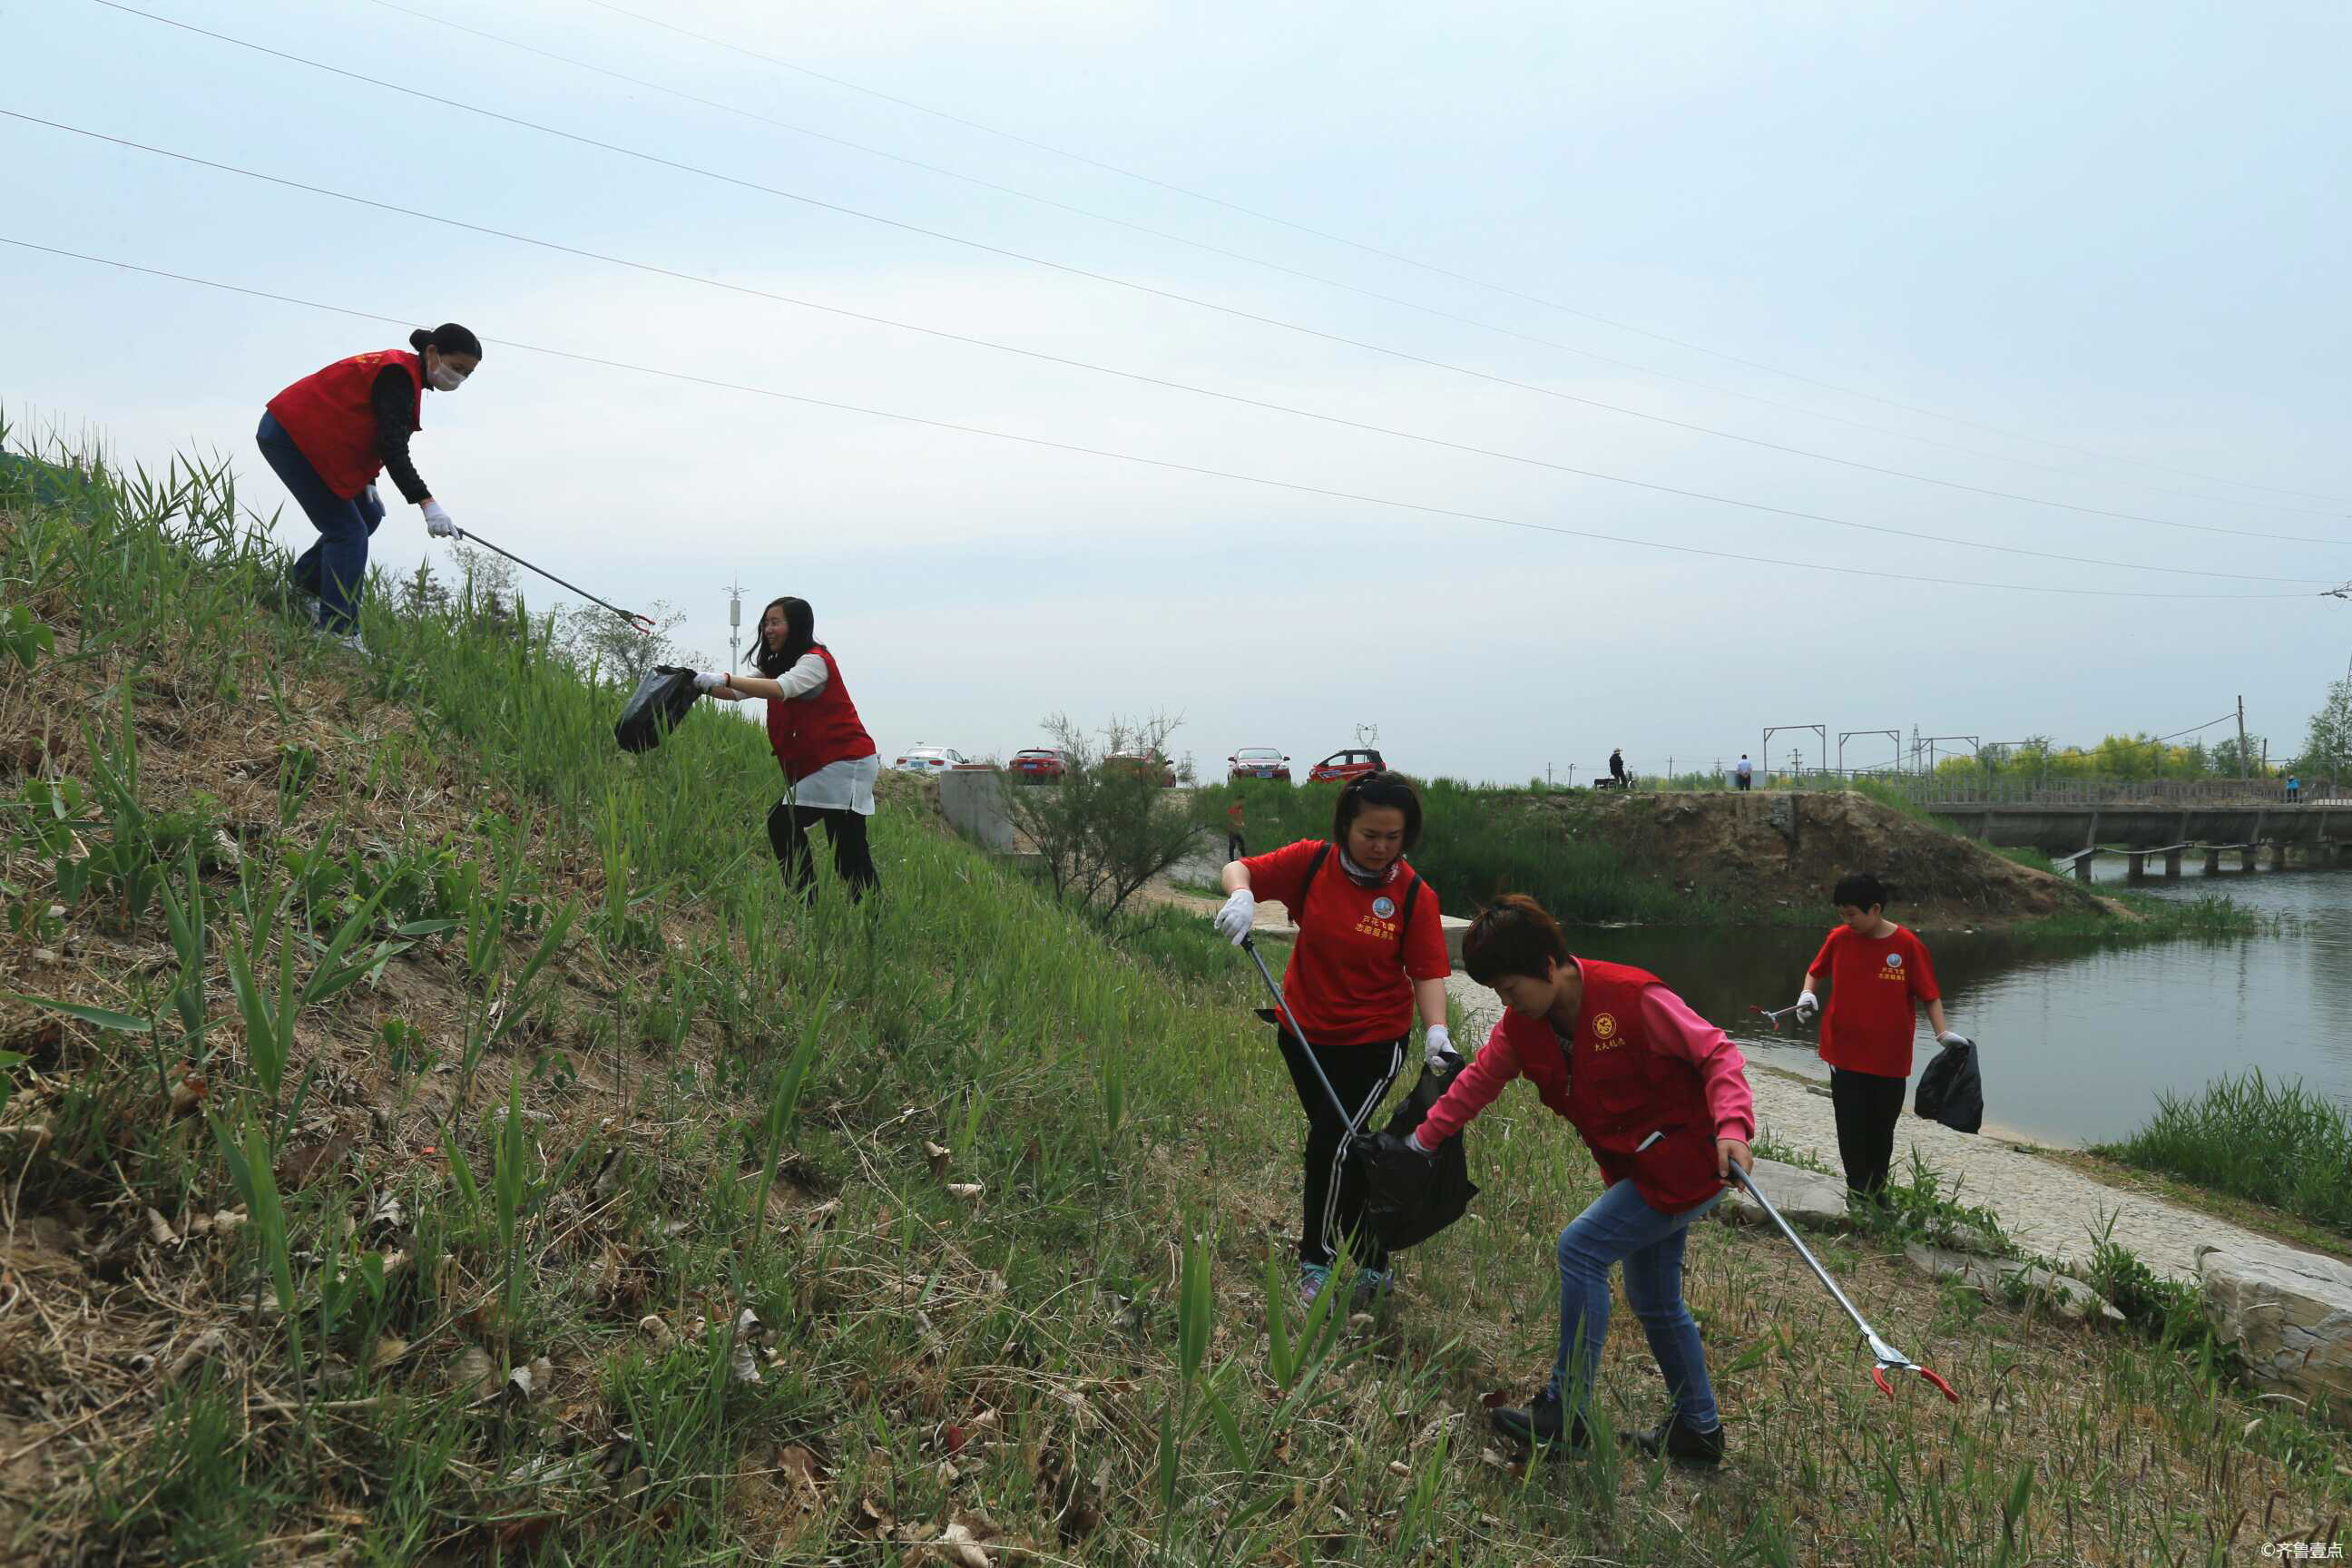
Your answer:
[696,596,880,901]
[1387,895,1753,1465]
[1211,772,1454,1308]
[258,324,481,652]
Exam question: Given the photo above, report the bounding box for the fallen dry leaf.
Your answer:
[849,1496,897,1539]
[777,1443,825,1512]
[166,1328,229,1385]
[638,1315,674,1348]
[276,1131,354,1189]
[455,1345,498,1401]
[924,1141,952,1178]
[945,1183,983,1202]
[144,1208,180,1249]
[167,1073,206,1119]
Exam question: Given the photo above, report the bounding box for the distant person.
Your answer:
[1211,772,1454,1309]
[259,324,480,654]
[1226,796,1247,861]
[697,596,880,902]
[1790,873,1972,1200]
[2286,773,2300,803]
[1609,749,1628,789]
[1735,755,1753,791]
[1382,894,1753,1465]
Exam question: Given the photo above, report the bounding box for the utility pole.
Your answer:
[2237,694,2250,780]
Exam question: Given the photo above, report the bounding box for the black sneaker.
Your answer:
[1489,1392,1591,1456]
[1627,1414,1725,1465]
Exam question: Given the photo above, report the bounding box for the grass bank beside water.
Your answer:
[1201,778,2271,942]
[1,435,2346,1563]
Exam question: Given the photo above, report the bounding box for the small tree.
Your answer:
[2297,678,2352,784]
[1004,712,1200,920]
[563,597,688,689]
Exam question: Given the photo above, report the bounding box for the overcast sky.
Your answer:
[7,0,2348,781]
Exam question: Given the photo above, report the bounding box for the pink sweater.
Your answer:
[1418,989,1756,1147]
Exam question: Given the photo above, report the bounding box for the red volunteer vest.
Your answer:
[266,349,424,500]
[1504,958,1724,1214]
[764,645,877,783]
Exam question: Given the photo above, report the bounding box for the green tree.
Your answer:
[2296,679,2352,782]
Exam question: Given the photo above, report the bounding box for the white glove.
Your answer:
[691,671,729,693]
[1937,1030,1974,1050]
[1423,1024,1455,1068]
[422,499,456,539]
[1211,888,1257,945]
[364,483,380,509]
[1795,992,1820,1023]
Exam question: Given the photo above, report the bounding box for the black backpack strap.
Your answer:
[1300,841,1330,905]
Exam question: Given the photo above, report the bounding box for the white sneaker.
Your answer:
[316,626,369,659]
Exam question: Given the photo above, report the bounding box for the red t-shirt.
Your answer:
[1245,838,1451,1045]
[1808,923,1940,1077]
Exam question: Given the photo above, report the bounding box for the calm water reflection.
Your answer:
[1552,866,2352,1149]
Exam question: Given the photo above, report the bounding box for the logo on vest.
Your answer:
[1884,952,1904,968]
[1590,1012,1621,1047]
[1372,896,1396,919]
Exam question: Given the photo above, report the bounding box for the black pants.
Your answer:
[1735,775,1751,790]
[1829,1066,1908,1197]
[767,801,879,902]
[1278,1028,1406,1272]
[1227,832,1247,861]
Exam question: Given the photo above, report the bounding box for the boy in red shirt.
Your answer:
[1790,872,1972,1199]
[1212,773,1453,1307]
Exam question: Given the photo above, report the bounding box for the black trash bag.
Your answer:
[1354,1053,1480,1251]
[1914,1038,1984,1134]
[614,666,699,753]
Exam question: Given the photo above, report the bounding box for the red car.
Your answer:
[1307,748,1386,783]
[1228,747,1291,782]
[1104,748,1179,787]
[1009,747,1068,782]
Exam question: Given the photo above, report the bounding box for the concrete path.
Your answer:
[1441,974,2308,1283]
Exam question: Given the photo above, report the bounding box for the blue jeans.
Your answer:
[257,412,383,632]
[1546,1179,1723,1430]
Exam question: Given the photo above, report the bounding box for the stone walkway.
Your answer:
[1442,974,2305,1283]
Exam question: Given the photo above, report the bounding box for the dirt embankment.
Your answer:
[1547,789,2102,927]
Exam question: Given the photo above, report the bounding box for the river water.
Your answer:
[1558,865,2352,1150]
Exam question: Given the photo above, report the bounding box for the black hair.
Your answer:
[1331,770,1422,853]
[749,595,817,676]
[1833,871,1891,911]
[408,322,485,360]
[1463,893,1570,986]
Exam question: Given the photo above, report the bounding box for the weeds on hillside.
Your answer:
[0,425,2346,1563]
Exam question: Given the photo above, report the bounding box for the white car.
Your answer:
[892,744,974,773]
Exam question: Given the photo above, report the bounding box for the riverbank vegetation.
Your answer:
[2096,1070,2352,1239]
[3,432,2346,1562]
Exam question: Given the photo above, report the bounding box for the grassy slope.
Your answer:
[0,447,2346,1565]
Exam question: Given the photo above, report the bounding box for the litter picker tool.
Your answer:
[1747,1002,1807,1032]
[1240,935,1367,1135]
[454,527,655,633]
[1730,1163,1959,1403]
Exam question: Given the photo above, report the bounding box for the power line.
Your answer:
[1,233,2330,604]
[72,5,2352,550]
[568,0,2352,510]
[8,109,2337,587]
[348,0,2347,525]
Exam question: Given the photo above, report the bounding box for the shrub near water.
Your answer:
[2098,1069,2352,1236]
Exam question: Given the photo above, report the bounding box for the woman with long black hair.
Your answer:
[258,324,481,654]
[696,597,881,901]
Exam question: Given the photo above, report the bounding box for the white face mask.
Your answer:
[426,361,468,392]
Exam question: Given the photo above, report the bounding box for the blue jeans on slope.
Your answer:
[1546,1179,1723,1431]
[257,412,384,633]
